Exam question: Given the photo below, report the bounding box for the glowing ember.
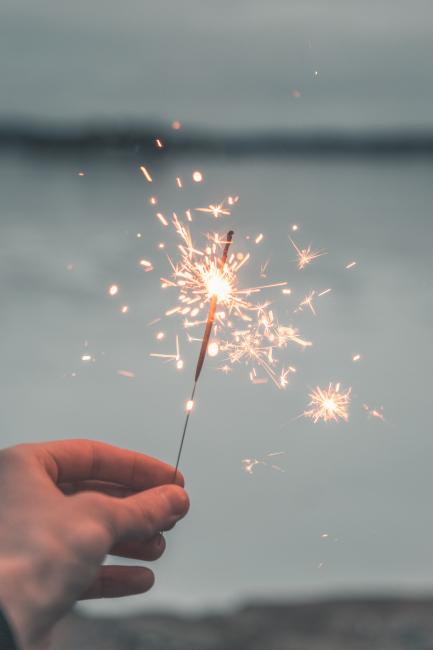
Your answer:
[304,383,351,423]
[139,166,153,182]
[346,261,357,269]
[140,259,154,271]
[192,170,203,183]
[108,284,119,296]
[121,305,129,314]
[186,399,194,412]
[352,353,361,362]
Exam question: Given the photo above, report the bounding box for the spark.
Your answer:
[117,370,135,378]
[363,403,385,422]
[140,259,154,271]
[291,224,299,231]
[242,451,285,475]
[81,354,93,362]
[156,212,168,227]
[156,331,165,340]
[304,383,351,423]
[176,177,183,188]
[192,170,203,183]
[260,261,269,277]
[120,305,129,314]
[108,284,119,296]
[282,288,292,295]
[140,166,153,182]
[352,353,361,362]
[346,261,357,269]
[77,171,85,177]
[171,120,181,130]
[155,138,164,148]
[149,196,158,205]
[196,202,230,219]
[296,289,330,315]
[255,233,264,244]
[289,237,326,270]
[221,310,311,388]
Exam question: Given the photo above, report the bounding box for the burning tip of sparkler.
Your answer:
[207,341,219,357]
[186,399,194,412]
[304,383,351,423]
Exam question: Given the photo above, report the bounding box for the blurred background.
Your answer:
[1,1,433,647]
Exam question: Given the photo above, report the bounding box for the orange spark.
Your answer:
[140,166,153,182]
[304,383,351,423]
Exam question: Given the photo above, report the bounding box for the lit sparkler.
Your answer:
[172,230,235,480]
[304,383,351,423]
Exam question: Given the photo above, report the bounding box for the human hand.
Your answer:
[0,439,189,649]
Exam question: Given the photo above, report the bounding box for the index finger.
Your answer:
[29,439,184,489]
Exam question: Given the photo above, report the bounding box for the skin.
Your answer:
[0,439,189,650]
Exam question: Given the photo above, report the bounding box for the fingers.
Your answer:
[109,534,166,561]
[60,480,135,498]
[31,439,184,489]
[80,566,155,600]
[78,484,189,544]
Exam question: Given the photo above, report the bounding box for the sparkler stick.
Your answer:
[172,230,234,481]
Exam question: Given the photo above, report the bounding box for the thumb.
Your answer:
[80,484,189,544]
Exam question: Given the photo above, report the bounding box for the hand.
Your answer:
[0,439,189,649]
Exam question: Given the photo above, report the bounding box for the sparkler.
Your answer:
[172,230,234,481]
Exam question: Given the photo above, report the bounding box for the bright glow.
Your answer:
[304,383,351,423]
[108,285,119,296]
[192,170,203,183]
[207,341,219,357]
[186,399,194,412]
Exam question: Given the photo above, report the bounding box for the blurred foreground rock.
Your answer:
[52,598,433,650]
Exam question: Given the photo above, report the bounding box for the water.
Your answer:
[0,151,432,614]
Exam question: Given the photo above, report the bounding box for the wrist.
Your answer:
[0,557,47,650]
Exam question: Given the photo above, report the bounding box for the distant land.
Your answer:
[2,122,433,157]
[53,597,433,649]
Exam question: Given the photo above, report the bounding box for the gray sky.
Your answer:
[1,0,433,131]
[1,152,432,613]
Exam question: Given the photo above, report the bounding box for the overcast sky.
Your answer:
[1,0,433,131]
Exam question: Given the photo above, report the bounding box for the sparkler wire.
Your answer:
[172,230,234,481]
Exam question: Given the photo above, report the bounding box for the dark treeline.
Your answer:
[2,122,433,158]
